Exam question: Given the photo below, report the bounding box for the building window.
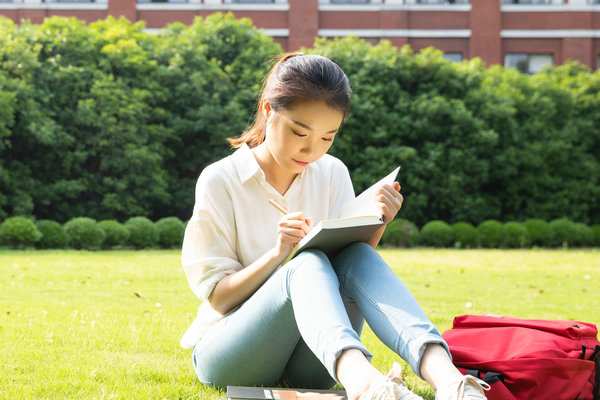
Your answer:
[230,0,276,3]
[137,0,189,3]
[501,0,553,4]
[330,0,371,3]
[443,53,463,62]
[416,0,469,3]
[505,53,553,74]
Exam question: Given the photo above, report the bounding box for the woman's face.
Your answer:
[263,98,344,175]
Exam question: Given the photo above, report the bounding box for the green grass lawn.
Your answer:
[1,249,599,399]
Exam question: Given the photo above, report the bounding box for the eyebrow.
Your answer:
[292,119,338,134]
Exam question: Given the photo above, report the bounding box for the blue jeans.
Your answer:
[192,242,449,389]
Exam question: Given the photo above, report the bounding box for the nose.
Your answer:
[300,138,317,155]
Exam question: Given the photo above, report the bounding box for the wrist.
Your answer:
[270,245,290,265]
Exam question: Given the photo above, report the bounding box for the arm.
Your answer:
[366,181,404,248]
[208,212,312,315]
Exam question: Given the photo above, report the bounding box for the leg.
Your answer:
[192,249,371,389]
[283,295,368,389]
[331,242,451,381]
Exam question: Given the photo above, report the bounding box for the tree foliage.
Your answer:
[0,15,597,227]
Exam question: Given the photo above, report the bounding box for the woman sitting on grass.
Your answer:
[180,52,489,400]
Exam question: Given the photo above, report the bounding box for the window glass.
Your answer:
[416,0,469,3]
[505,53,529,73]
[232,0,276,3]
[528,54,553,73]
[137,0,189,3]
[443,53,463,62]
[501,0,553,4]
[505,53,553,74]
[330,0,371,3]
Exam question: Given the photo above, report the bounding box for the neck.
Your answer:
[252,144,297,196]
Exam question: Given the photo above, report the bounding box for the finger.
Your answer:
[379,185,404,206]
[376,190,403,217]
[283,211,305,221]
[279,226,306,241]
[279,231,304,244]
[280,218,311,233]
[379,183,401,198]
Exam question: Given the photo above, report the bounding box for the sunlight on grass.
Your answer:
[1,249,598,399]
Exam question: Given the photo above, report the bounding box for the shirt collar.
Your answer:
[232,143,262,184]
[232,142,314,185]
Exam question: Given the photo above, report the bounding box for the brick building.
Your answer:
[1,0,599,72]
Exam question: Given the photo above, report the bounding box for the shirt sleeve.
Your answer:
[328,158,355,219]
[181,165,243,302]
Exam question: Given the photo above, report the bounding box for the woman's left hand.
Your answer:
[375,182,403,224]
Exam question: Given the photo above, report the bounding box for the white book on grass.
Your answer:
[282,166,400,264]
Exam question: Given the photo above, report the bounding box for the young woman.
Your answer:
[181,53,489,400]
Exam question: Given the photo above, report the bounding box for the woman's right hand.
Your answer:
[275,212,313,260]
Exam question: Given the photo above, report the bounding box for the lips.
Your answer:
[294,159,309,167]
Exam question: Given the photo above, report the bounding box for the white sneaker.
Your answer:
[434,375,490,400]
[359,362,425,400]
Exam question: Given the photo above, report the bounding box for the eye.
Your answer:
[292,129,306,137]
[322,137,333,142]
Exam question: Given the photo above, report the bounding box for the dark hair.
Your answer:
[227,53,351,148]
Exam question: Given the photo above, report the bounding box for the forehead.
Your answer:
[280,99,344,128]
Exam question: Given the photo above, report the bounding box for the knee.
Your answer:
[333,242,380,272]
[332,243,396,292]
[285,249,339,285]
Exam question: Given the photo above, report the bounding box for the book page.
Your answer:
[339,166,400,219]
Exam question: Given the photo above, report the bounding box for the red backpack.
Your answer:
[442,314,600,400]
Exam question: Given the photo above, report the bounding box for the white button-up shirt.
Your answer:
[180,143,355,348]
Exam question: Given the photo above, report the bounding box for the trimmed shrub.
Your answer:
[98,220,130,248]
[0,216,42,249]
[450,222,480,248]
[592,225,600,247]
[155,217,185,248]
[380,219,420,248]
[504,222,532,248]
[477,220,507,248]
[36,220,67,249]
[523,218,552,247]
[572,223,594,247]
[420,220,454,247]
[125,217,159,249]
[549,218,577,247]
[63,217,105,250]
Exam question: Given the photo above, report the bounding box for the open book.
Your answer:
[227,386,346,400]
[283,166,400,264]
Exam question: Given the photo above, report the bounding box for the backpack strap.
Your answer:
[593,345,600,400]
[466,370,504,385]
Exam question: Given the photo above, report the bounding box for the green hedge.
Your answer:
[0,216,597,250]
[450,222,479,249]
[420,220,454,247]
[0,14,598,228]
[0,216,41,248]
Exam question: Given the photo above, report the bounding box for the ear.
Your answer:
[262,99,272,119]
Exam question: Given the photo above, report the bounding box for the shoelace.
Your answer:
[460,376,491,400]
[387,362,425,400]
[359,362,424,400]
